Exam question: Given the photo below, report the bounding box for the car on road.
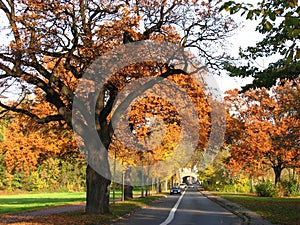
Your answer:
[170,186,181,195]
[179,183,187,190]
[188,184,195,189]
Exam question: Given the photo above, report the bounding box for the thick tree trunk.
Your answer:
[86,165,111,214]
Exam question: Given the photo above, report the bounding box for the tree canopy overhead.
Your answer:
[0,0,236,121]
[221,0,300,90]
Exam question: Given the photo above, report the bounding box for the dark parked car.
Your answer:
[170,186,181,195]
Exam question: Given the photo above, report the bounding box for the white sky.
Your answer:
[216,14,265,93]
[214,0,270,93]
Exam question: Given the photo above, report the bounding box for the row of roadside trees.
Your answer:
[1,78,299,196]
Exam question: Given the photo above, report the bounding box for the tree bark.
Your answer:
[273,166,283,187]
[124,185,133,200]
[124,168,133,200]
[86,165,111,214]
[250,176,254,193]
[156,178,161,193]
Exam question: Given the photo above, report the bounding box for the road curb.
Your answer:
[200,191,249,224]
[200,190,274,225]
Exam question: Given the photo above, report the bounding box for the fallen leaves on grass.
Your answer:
[0,196,164,225]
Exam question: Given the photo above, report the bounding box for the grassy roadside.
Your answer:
[0,192,86,214]
[0,189,147,215]
[213,192,300,225]
[0,194,165,225]
[59,195,164,225]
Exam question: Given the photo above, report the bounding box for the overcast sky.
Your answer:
[216,22,260,92]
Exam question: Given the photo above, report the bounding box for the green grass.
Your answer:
[0,192,86,214]
[0,189,154,215]
[214,192,300,225]
[110,188,148,200]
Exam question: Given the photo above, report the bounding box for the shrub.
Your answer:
[0,154,7,190]
[22,171,47,191]
[236,183,251,193]
[59,159,86,192]
[278,180,298,197]
[0,155,87,192]
[255,181,276,197]
[222,184,236,192]
[38,157,61,191]
[7,173,24,191]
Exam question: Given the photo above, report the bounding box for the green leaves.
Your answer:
[269,12,276,21]
[285,16,299,27]
[221,0,300,90]
[264,21,273,31]
[220,1,249,14]
[219,1,235,12]
[246,11,253,19]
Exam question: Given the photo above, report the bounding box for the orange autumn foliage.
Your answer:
[109,73,211,171]
[225,79,300,184]
[0,98,79,175]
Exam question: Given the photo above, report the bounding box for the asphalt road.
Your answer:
[112,188,243,225]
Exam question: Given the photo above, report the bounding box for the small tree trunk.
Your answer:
[273,166,283,187]
[86,165,111,214]
[124,185,133,200]
[164,180,168,192]
[124,167,133,200]
[250,176,254,193]
[156,178,161,193]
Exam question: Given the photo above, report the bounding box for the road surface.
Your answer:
[112,188,243,225]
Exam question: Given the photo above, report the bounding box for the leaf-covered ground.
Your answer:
[0,195,163,225]
[217,193,300,225]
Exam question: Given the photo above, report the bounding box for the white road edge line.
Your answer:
[159,190,186,225]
